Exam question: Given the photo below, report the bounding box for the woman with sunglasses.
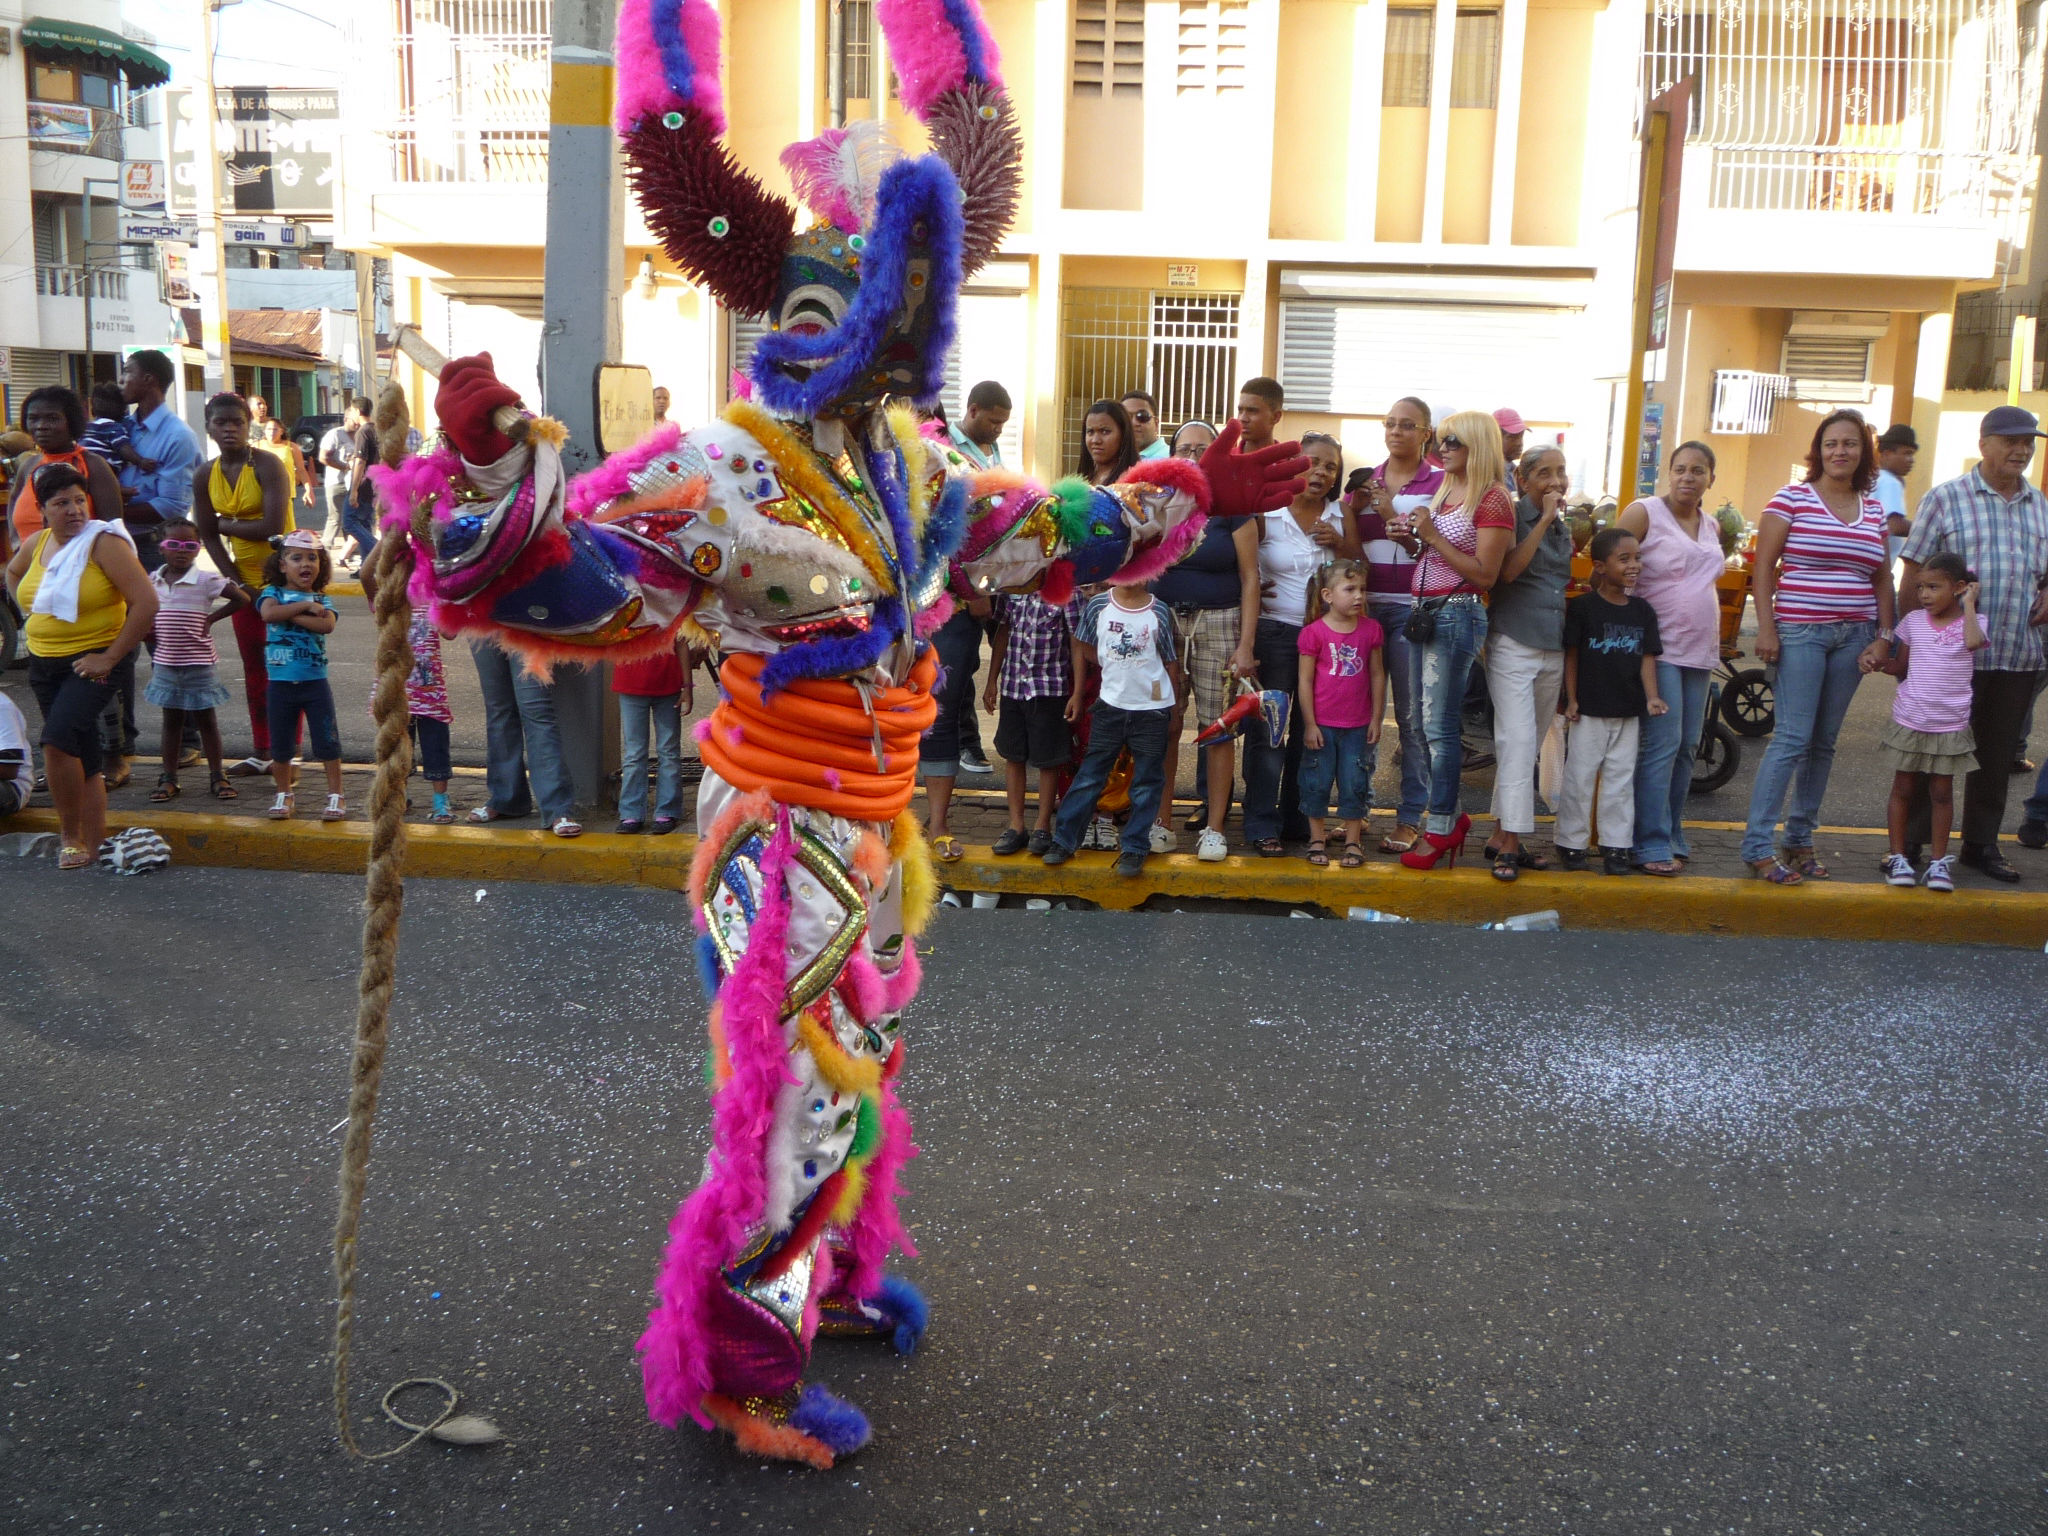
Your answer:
[1243,431,1351,855]
[1394,411,1515,869]
[5,463,158,868]
[1354,396,1442,853]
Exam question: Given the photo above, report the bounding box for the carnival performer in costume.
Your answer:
[372,0,1305,1469]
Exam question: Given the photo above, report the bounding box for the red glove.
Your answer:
[435,353,523,464]
[1200,419,1309,518]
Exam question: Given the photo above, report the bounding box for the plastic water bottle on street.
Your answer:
[1347,906,1412,923]
[1480,910,1561,932]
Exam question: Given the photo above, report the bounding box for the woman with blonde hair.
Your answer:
[1393,409,1516,869]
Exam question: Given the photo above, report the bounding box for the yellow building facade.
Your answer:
[335,0,2047,513]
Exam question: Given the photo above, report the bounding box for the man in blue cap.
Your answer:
[1894,405,2048,881]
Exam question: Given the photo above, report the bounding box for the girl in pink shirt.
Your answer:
[1875,552,1988,891]
[1296,561,1386,866]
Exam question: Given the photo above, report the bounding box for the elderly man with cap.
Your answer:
[1874,423,1918,562]
[1892,405,2048,881]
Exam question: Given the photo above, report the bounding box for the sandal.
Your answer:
[150,775,182,803]
[1492,850,1519,882]
[1305,840,1329,867]
[58,845,93,870]
[268,791,295,820]
[931,833,963,863]
[1749,857,1802,885]
[1253,836,1285,858]
[1636,859,1683,877]
[1514,848,1555,871]
[322,793,348,822]
[1340,841,1365,869]
[210,773,238,800]
[1782,847,1830,880]
[1380,824,1420,855]
[428,806,456,824]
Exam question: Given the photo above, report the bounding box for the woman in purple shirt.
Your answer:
[1351,395,1443,852]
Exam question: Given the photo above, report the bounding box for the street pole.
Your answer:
[81,179,95,385]
[1618,108,1668,503]
[195,0,235,396]
[540,0,623,809]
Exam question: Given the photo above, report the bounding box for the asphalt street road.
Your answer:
[5,868,2046,1534]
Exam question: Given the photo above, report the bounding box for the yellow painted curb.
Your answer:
[12,810,2048,949]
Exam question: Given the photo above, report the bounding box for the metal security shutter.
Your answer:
[9,350,69,390]
[725,308,770,392]
[1278,299,1581,420]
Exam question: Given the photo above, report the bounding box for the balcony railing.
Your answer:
[35,265,130,301]
[1706,143,1993,216]
[25,102,124,159]
[1710,369,1789,435]
[344,14,551,186]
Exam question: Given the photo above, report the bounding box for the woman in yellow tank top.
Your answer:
[4,463,159,868]
[193,393,289,771]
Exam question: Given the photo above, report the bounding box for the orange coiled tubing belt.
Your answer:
[701,648,938,822]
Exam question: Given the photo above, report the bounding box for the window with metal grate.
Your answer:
[1384,8,1435,107]
[1074,0,1146,97]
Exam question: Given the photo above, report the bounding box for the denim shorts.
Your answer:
[1298,724,1375,820]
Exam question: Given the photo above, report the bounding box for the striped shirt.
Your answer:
[1357,459,1444,598]
[1413,482,1515,599]
[1890,606,1978,735]
[1898,469,2048,672]
[149,565,234,666]
[1762,483,1886,624]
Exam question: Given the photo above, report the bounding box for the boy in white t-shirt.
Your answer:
[1044,580,1182,877]
[0,691,31,814]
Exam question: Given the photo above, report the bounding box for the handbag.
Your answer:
[1403,595,1447,645]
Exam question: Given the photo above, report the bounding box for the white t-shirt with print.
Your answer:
[1079,591,1177,712]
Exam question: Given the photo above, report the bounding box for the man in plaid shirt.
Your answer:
[984,590,1085,855]
[1895,405,2048,881]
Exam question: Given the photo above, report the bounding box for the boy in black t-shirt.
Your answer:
[1557,527,1667,874]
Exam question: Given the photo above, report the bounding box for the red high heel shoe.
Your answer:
[1399,813,1471,870]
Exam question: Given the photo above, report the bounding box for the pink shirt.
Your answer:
[1633,496,1726,671]
[149,565,234,667]
[1297,615,1384,729]
[1764,483,1886,624]
[1891,606,1977,735]
[1413,482,1515,599]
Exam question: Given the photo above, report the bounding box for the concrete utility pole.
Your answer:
[540,0,624,809]
[195,0,235,394]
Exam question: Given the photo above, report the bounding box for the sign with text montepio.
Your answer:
[167,87,338,217]
[120,217,305,248]
[123,161,167,211]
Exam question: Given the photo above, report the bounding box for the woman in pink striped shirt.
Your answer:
[1740,410,1896,882]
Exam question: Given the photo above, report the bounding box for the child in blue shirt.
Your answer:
[257,529,346,822]
[80,384,157,475]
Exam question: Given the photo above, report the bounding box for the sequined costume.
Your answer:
[372,0,1304,1470]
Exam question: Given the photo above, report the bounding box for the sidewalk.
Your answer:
[10,770,2048,948]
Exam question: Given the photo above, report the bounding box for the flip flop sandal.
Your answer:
[1515,849,1555,871]
[1305,841,1329,867]
[1254,837,1286,858]
[1783,848,1830,880]
[1636,859,1683,877]
[1340,842,1366,868]
[428,807,456,824]
[1379,825,1420,855]
[1750,858,1802,885]
[1492,850,1519,882]
[150,776,182,802]
[931,834,963,863]
[210,773,238,800]
[57,845,94,871]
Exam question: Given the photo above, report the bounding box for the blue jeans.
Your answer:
[411,716,452,782]
[2026,759,2048,828]
[618,692,685,823]
[344,483,380,564]
[1300,725,1375,821]
[1052,703,1170,856]
[1417,598,1487,834]
[1739,620,1873,863]
[266,677,341,762]
[1242,618,1308,842]
[1369,598,1429,826]
[918,607,985,773]
[1631,662,1711,864]
[471,639,576,822]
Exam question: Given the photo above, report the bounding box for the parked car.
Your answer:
[290,413,347,471]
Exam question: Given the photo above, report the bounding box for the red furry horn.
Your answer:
[624,111,795,317]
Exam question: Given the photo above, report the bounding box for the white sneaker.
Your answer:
[1087,816,1116,850]
[1882,853,1917,887]
[1197,828,1228,862]
[1923,854,1955,892]
[1148,822,1176,854]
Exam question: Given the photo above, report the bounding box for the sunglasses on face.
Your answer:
[1438,435,1464,452]
[159,539,201,552]
[1128,410,1154,423]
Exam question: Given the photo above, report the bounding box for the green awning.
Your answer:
[21,18,172,89]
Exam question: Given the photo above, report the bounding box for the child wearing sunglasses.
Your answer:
[145,517,249,801]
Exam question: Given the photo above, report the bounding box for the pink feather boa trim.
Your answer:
[840,1079,919,1299]
[877,0,1004,116]
[370,447,466,608]
[1106,456,1212,587]
[614,0,725,135]
[639,807,800,1430]
[567,421,685,517]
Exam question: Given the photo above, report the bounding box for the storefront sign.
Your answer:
[596,364,655,455]
[123,160,167,210]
